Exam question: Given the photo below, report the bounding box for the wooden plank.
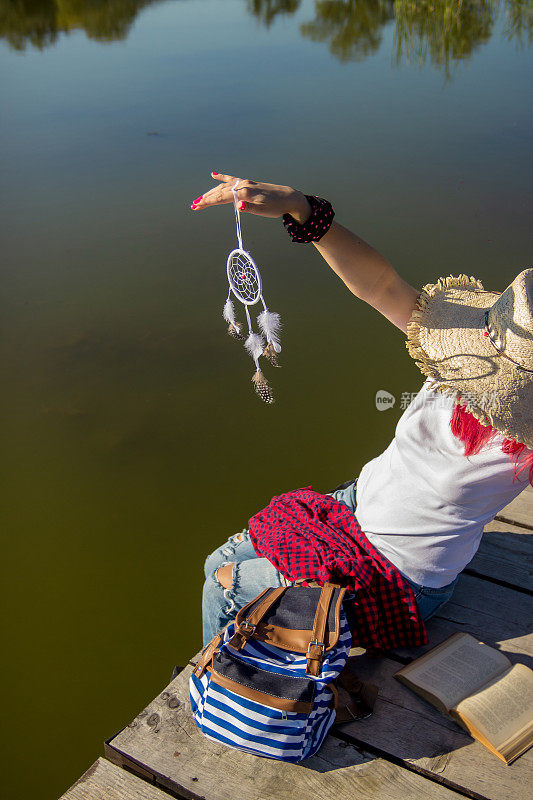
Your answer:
[59,757,171,800]
[467,520,533,591]
[336,655,533,800]
[106,663,461,800]
[334,571,533,800]
[395,573,533,665]
[496,485,533,529]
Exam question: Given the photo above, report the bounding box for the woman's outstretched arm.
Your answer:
[192,174,418,334]
[311,220,419,334]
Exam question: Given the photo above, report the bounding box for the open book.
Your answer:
[395,632,533,764]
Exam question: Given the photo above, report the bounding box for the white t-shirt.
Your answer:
[355,378,530,588]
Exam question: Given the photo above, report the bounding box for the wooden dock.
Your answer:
[60,487,533,800]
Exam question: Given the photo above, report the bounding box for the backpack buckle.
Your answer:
[240,621,256,635]
[306,640,325,676]
[228,620,256,650]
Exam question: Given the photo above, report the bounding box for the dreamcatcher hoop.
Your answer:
[226,248,263,306]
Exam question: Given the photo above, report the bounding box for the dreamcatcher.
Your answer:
[222,179,282,404]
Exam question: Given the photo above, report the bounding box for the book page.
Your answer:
[455,664,533,753]
[397,633,510,711]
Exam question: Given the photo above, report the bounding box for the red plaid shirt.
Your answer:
[248,487,427,655]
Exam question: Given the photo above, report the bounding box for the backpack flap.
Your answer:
[228,583,347,674]
[227,586,286,650]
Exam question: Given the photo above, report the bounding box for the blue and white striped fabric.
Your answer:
[190,613,352,762]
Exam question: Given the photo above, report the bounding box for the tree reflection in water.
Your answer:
[0,0,157,49]
[0,0,532,73]
[394,0,495,72]
[300,0,395,62]
[246,0,301,28]
[299,0,532,73]
[503,0,533,44]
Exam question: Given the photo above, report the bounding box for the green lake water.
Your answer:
[1,1,532,796]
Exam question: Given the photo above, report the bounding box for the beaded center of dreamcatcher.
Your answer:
[221,179,282,403]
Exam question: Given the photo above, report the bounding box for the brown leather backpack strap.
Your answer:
[228,586,287,650]
[334,664,379,723]
[233,587,271,629]
[306,583,336,676]
[192,632,223,678]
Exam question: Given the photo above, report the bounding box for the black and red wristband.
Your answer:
[282,195,335,243]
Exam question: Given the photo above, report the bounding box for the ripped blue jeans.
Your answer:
[202,530,294,646]
[202,481,459,646]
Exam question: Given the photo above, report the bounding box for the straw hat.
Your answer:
[406,268,533,450]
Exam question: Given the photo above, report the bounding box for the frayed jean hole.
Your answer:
[231,532,245,544]
[214,561,234,590]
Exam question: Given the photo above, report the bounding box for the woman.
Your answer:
[191,173,533,647]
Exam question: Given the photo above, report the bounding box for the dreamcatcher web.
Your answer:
[221,179,282,404]
[227,250,262,305]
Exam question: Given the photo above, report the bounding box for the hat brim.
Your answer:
[406,275,533,450]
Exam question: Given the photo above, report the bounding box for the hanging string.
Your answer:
[244,304,253,336]
[231,179,243,251]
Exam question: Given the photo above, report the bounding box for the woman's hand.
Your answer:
[190,172,312,224]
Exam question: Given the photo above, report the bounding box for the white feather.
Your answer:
[258,310,282,353]
[244,332,265,361]
[223,298,237,326]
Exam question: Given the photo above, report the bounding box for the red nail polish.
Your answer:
[212,172,218,176]
[194,196,203,203]
[190,204,197,210]
[239,202,245,211]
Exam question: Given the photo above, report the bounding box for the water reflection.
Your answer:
[246,0,301,27]
[504,0,533,43]
[300,0,395,62]
[393,0,495,71]
[1,0,532,62]
[2,0,532,65]
[0,0,157,49]
[300,0,532,72]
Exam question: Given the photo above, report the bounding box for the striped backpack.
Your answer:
[189,583,365,762]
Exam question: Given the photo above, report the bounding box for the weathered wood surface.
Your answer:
[337,655,532,800]
[360,569,533,799]
[467,519,533,591]
[59,758,170,800]
[394,573,533,666]
[495,485,533,529]
[106,663,461,800]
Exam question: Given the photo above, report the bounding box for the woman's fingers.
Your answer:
[192,174,252,211]
[190,173,238,211]
[211,172,257,185]
[191,185,233,210]
[210,172,237,183]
